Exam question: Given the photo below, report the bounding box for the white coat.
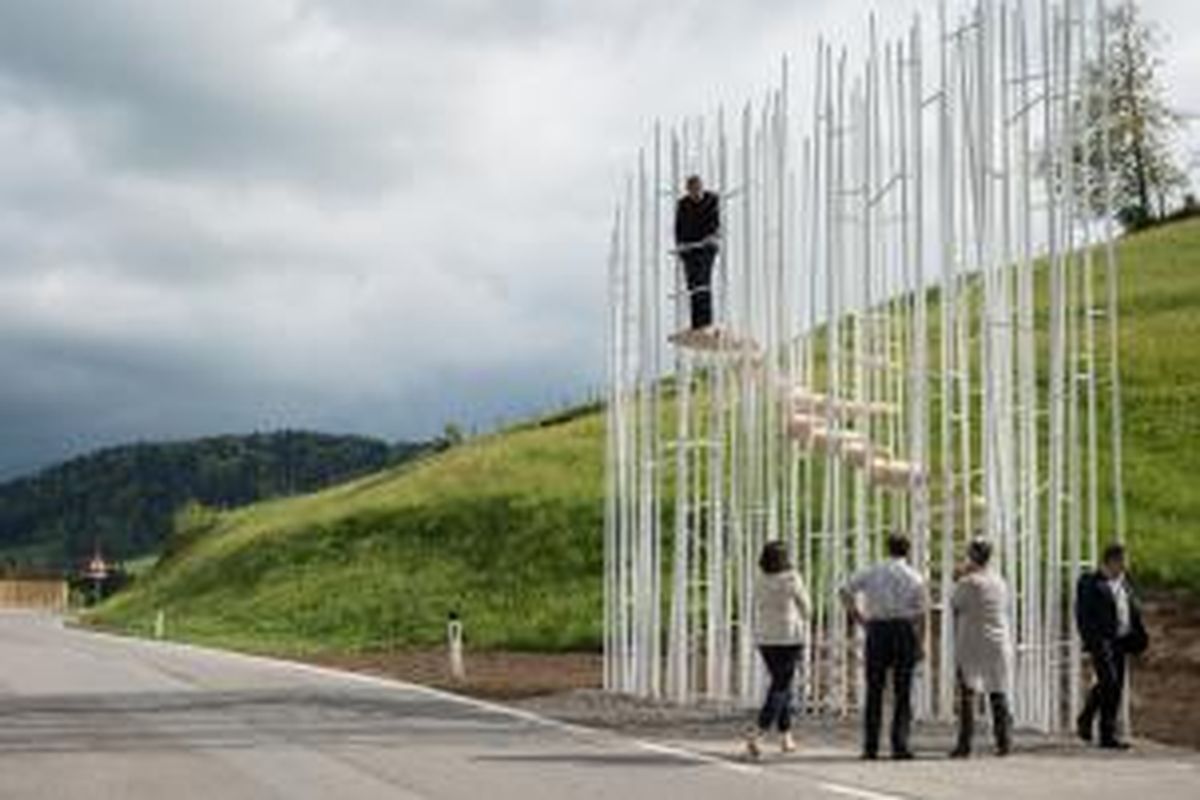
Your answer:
[952,568,1014,694]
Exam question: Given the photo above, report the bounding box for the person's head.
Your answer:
[685,174,704,199]
[758,540,791,575]
[967,537,993,569]
[886,533,911,560]
[1100,543,1127,579]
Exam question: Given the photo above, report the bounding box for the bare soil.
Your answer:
[307,649,602,701]
[1131,592,1200,749]
[304,592,1200,749]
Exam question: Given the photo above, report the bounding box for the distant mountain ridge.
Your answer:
[0,431,432,568]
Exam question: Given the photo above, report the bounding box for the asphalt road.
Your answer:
[1,611,1197,800]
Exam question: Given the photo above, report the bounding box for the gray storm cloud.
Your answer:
[0,0,1195,478]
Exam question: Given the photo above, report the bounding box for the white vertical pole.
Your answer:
[937,0,958,721]
[907,14,933,718]
[1064,0,1085,727]
[650,124,665,698]
[668,131,690,703]
[604,212,620,691]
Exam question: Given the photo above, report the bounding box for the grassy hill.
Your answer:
[95,408,605,653]
[94,218,1200,654]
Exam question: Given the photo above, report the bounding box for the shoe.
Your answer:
[949,745,970,759]
[1075,712,1093,743]
[1099,739,1131,751]
[892,750,915,761]
[780,732,796,753]
[745,731,762,761]
[861,751,878,761]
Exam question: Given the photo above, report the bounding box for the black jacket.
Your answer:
[1075,570,1148,655]
[675,192,720,246]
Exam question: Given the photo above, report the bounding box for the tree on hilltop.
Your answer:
[1077,1,1189,228]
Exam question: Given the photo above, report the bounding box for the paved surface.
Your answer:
[1,612,1197,800]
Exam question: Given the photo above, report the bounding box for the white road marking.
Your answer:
[817,782,910,800]
[626,738,758,775]
[73,621,916,796]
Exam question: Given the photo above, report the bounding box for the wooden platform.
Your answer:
[867,458,927,489]
[789,387,899,417]
[787,412,918,485]
[668,326,761,354]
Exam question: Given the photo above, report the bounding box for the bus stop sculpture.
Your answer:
[604,0,1126,732]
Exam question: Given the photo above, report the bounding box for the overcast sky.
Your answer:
[0,0,1196,479]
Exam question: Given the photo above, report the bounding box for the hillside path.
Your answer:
[1,612,1197,800]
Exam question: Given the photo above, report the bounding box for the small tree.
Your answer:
[441,423,465,448]
[1079,1,1188,228]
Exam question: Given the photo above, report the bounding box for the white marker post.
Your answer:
[447,612,465,683]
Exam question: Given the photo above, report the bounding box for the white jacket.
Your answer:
[754,570,812,645]
[952,569,1014,694]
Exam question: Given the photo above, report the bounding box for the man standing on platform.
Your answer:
[840,533,928,760]
[673,175,720,332]
[1075,543,1149,750]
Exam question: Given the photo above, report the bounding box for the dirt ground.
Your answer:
[308,649,603,701]
[306,592,1200,750]
[1131,592,1200,749]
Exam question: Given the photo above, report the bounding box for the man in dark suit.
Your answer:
[674,175,720,331]
[1075,543,1149,750]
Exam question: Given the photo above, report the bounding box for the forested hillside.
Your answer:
[0,431,431,568]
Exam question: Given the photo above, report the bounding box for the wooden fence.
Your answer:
[0,579,69,612]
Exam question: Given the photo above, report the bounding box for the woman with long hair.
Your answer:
[746,540,811,759]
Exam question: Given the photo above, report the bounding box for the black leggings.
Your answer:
[757,644,803,732]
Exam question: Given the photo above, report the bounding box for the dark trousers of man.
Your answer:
[864,619,918,757]
[1080,640,1127,744]
[680,246,716,329]
[757,645,803,732]
[954,672,1012,755]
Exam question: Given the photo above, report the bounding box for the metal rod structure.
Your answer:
[604,0,1126,733]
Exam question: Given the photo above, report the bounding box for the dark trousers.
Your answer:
[680,246,716,329]
[954,672,1012,754]
[1080,640,1127,744]
[757,644,803,732]
[864,619,918,756]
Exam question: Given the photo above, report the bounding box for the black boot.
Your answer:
[990,693,1012,756]
[1076,709,1094,743]
[1077,685,1099,743]
[951,685,973,758]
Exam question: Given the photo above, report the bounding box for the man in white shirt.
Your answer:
[840,533,928,760]
[1112,574,1132,638]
